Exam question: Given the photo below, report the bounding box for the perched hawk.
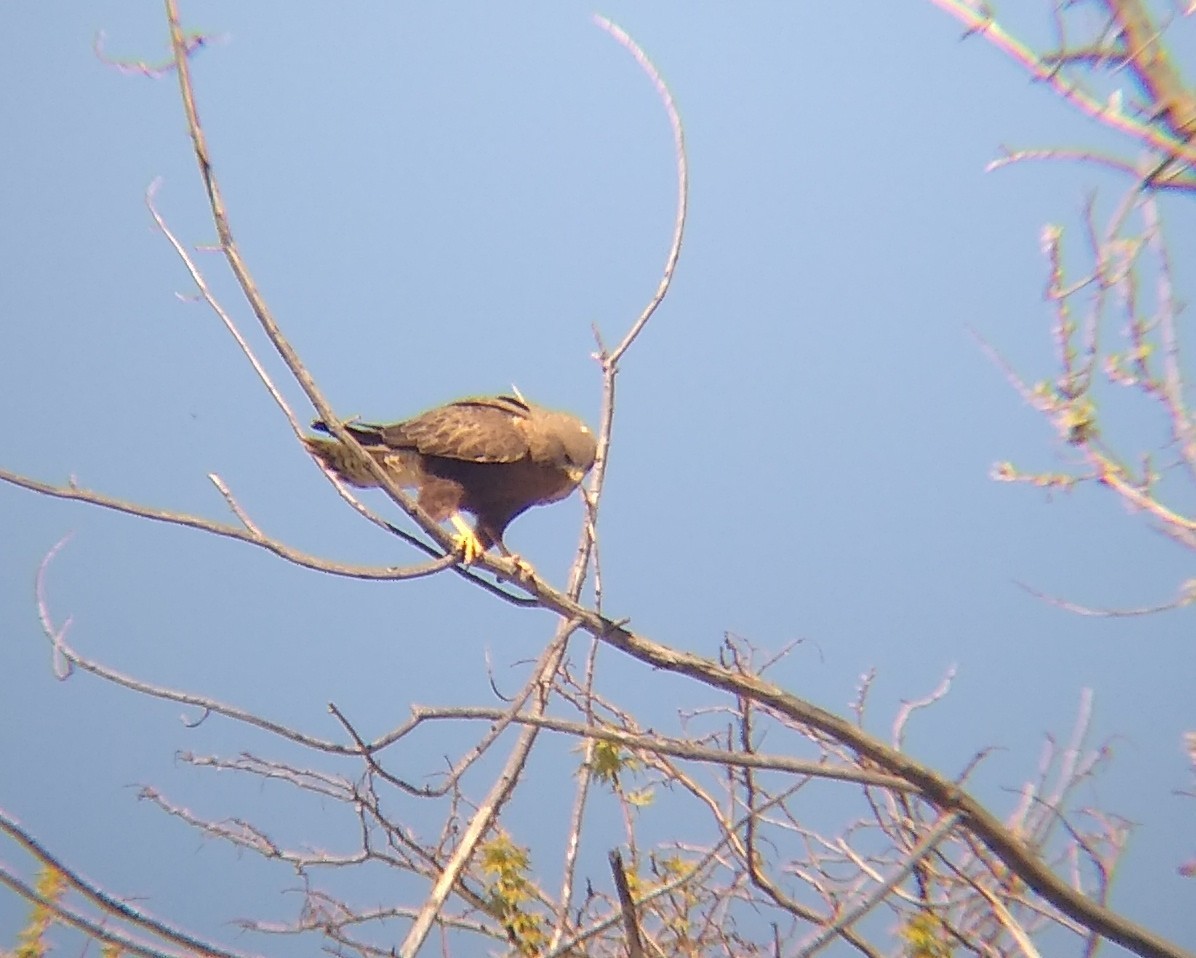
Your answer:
[304,395,597,562]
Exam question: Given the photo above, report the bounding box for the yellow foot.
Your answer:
[452,532,486,565]
[450,513,487,565]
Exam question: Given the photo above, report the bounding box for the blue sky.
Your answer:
[1,3,1193,954]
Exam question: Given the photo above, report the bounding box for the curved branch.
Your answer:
[34,563,360,754]
[592,16,688,368]
[585,16,689,613]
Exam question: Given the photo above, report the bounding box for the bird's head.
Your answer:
[555,414,598,483]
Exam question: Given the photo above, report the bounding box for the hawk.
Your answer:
[303,395,597,563]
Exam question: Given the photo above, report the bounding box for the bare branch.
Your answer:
[397,705,913,790]
[0,808,260,958]
[509,572,1189,958]
[928,0,1196,171]
[397,625,576,957]
[609,850,645,958]
[796,812,964,957]
[2,466,459,581]
[592,16,688,367]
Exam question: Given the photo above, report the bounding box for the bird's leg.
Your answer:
[494,540,536,580]
[448,513,487,565]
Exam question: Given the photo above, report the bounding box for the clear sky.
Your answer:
[1,3,1193,955]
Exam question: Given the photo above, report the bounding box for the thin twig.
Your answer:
[796,812,964,958]
[3,466,459,581]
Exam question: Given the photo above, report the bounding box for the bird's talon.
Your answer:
[453,532,486,565]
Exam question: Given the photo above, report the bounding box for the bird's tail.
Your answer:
[304,424,418,489]
[310,420,389,446]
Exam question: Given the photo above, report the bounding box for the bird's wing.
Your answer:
[383,398,530,463]
[310,420,394,447]
[302,434,423,487]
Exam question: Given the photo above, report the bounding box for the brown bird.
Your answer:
[304,394,597,563]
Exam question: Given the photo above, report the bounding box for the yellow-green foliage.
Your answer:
[900,911,953,958]
[479,832,545,956]
[653,854,698,945]
[14,866,67,958]
[1030,380,1097,445]
[589,740,631,785]
[586,741,654,806]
